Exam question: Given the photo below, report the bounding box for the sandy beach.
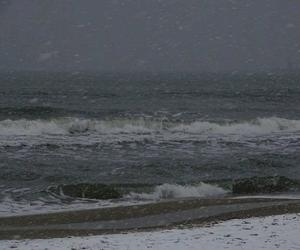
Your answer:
[0,197,300,241]
[1,212,300,249]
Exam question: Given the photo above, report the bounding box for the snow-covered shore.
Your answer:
[1,213,300,250]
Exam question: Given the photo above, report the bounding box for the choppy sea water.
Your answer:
[0,72,300,216]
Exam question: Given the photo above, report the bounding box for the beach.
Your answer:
[1,196,300,249]
[1,211,300,249]
[0,197,300,240]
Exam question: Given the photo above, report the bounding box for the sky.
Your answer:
[0,0,300,73]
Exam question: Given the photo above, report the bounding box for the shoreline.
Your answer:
[1,197,300,240]
[2,213,299,250]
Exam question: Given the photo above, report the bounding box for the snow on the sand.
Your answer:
[1,214,300,250]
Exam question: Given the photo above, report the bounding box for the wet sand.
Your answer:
[1,197,300,240]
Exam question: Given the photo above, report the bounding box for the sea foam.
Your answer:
[126,183,228,200]
[0,117,299,136]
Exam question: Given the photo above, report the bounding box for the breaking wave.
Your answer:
[0,117,300,136]
[171,117,300,135]
[0,117,158,136]
[0,183,227,217]
[127,183,228,200]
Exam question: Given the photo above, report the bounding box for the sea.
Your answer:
[0,71,300,216]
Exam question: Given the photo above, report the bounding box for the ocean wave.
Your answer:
[171,117,300,135]
[0,118,157,136]
[0,183,227,217]
[232,176,300,194]
[0,117,300,136]
[126,183,228,200]
[0,191,141,218]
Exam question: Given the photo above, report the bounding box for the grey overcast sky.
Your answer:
[0,0,300,72]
